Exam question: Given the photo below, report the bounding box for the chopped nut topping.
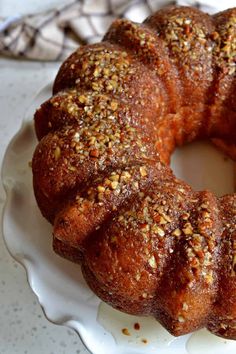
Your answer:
[110,100,118,111]
[120,171,131,182]
[148,255,157,269]
[232,255,236,276]
[54,146,61,160]
[78,95,87,103]
[200,203,208,209]
[110,235,117,244]
[159,216,167,225]
[162,213,172,223]
[183,223,193,235]
[202,211,210,219]
[181,212,190,220]
[140,166,147,177]
[97,185,106,193]
[74,132,80,141]
[111,181,119,190]
[89,149,100,158]
[205,270,214,284]
[153,225,165,237]
[98,193,104,201]
[178,315,185,323]
[68,165,76,171]
[109,174,120,182]
[172,228,181,237]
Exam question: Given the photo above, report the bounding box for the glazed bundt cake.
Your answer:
[32,6,236,339]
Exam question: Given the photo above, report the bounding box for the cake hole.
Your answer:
[171,140,235,197]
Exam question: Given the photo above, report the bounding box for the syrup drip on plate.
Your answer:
[97,302,177,349]
[186,329,236,354]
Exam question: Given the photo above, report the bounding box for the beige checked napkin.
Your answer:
[0,0,234,61]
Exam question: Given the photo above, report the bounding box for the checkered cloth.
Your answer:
[0,0,233,61]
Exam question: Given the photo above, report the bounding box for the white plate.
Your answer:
[2,84,236,354]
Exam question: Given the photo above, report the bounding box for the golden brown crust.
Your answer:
[32,6,236,339]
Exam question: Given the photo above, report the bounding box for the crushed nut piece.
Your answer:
[172,228,181,237]
[54,146,61,160]
[148,255,157,268]
[140,166,147,177]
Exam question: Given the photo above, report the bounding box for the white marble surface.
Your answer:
[0,58,90,354]
[0,1,88,352]
[0,0,69,16]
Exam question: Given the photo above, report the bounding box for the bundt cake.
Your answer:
[32,5,236,339]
